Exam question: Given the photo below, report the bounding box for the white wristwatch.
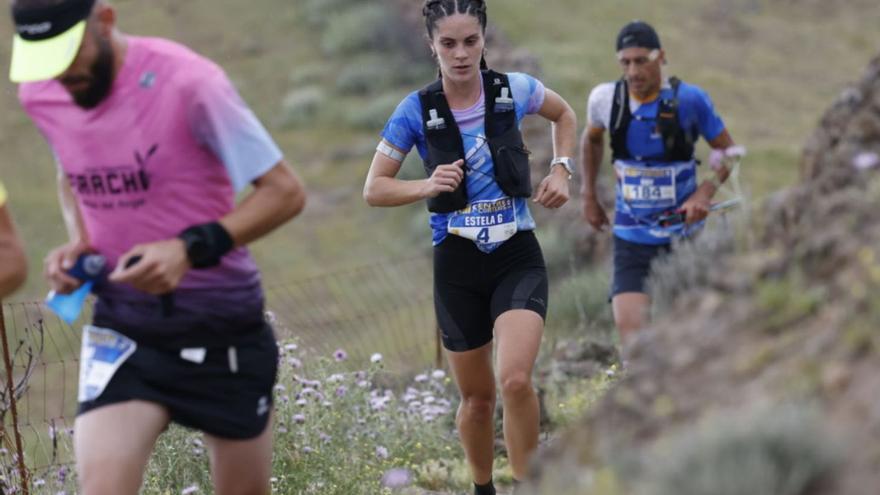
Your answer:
[550,157,574,179]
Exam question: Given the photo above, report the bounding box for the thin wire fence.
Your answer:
[0,255,438,493]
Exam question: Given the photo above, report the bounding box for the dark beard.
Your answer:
[71,36,115,109]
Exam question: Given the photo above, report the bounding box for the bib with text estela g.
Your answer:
[447,197,517,247]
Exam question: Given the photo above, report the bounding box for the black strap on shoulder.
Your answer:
[656,76,695,161]
[482,69,516,138]
[609,79,633,161]
[418,78,468,212]
[418,78,465,160]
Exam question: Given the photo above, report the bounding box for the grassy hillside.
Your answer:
[0,0,876,300]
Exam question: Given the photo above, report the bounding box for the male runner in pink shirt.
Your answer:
[10,0,306,493]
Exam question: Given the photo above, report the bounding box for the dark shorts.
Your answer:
[77,320,278,440]
[611,235,672,298]
[434,231,548,352]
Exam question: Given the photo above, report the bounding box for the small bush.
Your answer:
[637,404,841,495]
[279,86,326,128]
[647,217,741,314]
[289,63,332,87]
[336,57,432,96]
[321,5,403,56]
[300,0,362,27]
[536,225,580,278]
[343,92,403,130]
[547,268,613,339]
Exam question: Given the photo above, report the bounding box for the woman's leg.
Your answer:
[446,341,497,485]
[495,309,543,480]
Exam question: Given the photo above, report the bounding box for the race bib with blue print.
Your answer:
[448,198,517,246]
[620,165,677,209]
[78,325,137,402]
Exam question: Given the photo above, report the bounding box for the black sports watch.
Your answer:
[178,222,234,269]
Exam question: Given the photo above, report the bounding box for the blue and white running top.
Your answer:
[381,72,546,253]
[587,79,725,245]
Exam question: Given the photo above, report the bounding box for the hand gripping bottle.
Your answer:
[45,254,107,324]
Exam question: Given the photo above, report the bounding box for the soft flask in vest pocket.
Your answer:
[488,127,532,198]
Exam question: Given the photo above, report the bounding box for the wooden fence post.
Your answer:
[0,301,29,495]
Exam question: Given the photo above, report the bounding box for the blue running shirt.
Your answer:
[587,79,725,245]
[381,73,546,253]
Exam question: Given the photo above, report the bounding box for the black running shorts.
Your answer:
[434,231,548,352]
[77,321,278,440]
[610,235,672,298]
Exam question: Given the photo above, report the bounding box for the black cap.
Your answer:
[616,21,661,51]
[12,0,95,41]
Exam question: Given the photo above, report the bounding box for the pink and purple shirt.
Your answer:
[19,37,282,330]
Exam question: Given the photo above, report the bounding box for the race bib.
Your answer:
[448,198,517,246]
[621,165,676,209]
[78,325,137,402]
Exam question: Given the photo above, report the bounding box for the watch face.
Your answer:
[191,240,210,259]
[553,158,574,175]
[184,234,210,265]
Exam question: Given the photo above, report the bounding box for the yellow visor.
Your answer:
[9,20,85,83]
[0,180,7,207]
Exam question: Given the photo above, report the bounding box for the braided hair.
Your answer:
[422,0,489,72]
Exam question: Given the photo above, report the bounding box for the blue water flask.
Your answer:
[45,254,107,324]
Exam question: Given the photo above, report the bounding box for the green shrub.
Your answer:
[343,92,403,130]
[535,225,580,278]
[547,268,613,339]
[321,5,404,56]
[279,86,326,128]
[637,404,840,495]
[300,0,362,27]
[289,63,332,87]
[336,57,429,96]
[648,218,741,314]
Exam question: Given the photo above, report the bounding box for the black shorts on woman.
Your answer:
[434,230,548,352]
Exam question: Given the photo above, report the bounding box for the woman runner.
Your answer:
[364,1,577,492]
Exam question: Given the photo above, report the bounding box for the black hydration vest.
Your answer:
[418,70,531,213]
[609,76,696,162]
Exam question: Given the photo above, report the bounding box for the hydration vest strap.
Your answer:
[656,76,695,162]
[483,69,516,138]
[419,78,467,213]
[610,79,633,161]
[419,79,464,155]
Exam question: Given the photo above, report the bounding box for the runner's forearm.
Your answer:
[364,176,431,207]
[57,170,89,244]
[581,129,605,197]
[539,89,577,160]
[549,108,577,161]
[219,161,305,247]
